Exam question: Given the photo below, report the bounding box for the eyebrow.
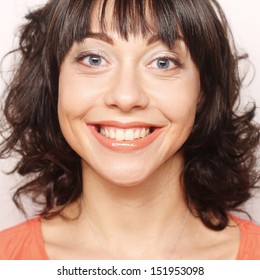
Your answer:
[146,34,161,45]
[85,32,114,45]
[147,34,185,46]
[85,32,184,47]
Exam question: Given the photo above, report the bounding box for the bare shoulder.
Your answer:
[41,215,71,259]
[41,213,96,260]
[183,215,260,260]
[177,215,240,260]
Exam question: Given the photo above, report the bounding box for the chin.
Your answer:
[101,168,151,188]
[109,178,146,188]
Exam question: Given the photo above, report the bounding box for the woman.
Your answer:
[0,0,259,259]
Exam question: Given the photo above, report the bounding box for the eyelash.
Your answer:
[75,51,182,71]
[75,51,108,66]
[149,55,182,70]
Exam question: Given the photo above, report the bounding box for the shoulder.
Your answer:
[0,216,48,260]
[232,215,260,260]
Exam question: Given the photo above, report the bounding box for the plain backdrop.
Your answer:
[0,0,260,230]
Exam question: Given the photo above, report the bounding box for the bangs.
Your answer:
[48,0,228,81]
[96,0,181,45]
[49,0,183,65]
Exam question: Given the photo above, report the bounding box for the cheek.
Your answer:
[151,82,200,123]
[169,95,198,121]
[144,65,201,115]
[58,70,114,121]
[58,82,85,117]
[57,68,90,148]
[58,70,99,120]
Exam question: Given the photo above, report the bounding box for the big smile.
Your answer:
[88,122,162,152]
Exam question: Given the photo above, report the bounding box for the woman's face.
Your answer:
[58,18,201,186]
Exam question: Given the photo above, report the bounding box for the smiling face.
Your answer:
[58,4,201,186]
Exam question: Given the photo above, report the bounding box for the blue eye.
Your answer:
[148,56,179,71]
[87,55,103,66]
[157,59,171,69]
[76,52,109,68]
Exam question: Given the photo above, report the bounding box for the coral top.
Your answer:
[0,215,260,259]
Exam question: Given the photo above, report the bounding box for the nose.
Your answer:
[104,67,149,112]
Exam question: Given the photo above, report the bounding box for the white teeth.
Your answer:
[105,128,110,138]
[115,130,125,141]
[125,129,134,141]
[99,127,151,141]
[110,129,116,139]
[134,129,140,139]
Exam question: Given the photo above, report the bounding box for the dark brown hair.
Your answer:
[1,0,259,230]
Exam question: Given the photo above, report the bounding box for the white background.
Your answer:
[0,260,259,279]
[0,0,259,230]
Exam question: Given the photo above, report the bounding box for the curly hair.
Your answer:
[0,0,259,230]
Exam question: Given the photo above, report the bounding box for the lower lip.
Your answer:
[88,125,163,152]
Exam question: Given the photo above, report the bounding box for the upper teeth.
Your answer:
[99,127,151,141]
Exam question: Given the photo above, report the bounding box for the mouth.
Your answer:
[88,122,162,152]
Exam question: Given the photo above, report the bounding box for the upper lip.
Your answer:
[87,121,163,129]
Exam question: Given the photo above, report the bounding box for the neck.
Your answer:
[72,154,190,259]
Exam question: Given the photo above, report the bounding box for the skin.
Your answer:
[58,34,200,187]
[41,4,240,260]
